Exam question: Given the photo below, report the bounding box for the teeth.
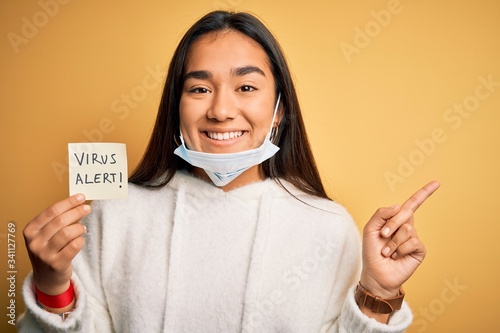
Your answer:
[207,131,243,140]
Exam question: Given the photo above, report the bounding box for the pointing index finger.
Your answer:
[402,180,440,212]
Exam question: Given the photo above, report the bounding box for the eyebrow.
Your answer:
[232,66,266,77]
[183,70,211,81]
[183,66,266,81]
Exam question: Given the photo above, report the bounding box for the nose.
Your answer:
[206,90,237,122]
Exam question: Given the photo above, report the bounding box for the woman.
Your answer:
[19,10,439,332]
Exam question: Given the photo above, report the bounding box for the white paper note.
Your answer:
[68,143,128,200]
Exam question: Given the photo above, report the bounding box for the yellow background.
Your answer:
[1,0,499,332]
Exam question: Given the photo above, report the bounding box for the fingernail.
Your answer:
[382,247,391,256]
[82,204,91,212]
[76,194,85,202]
[382,227,391,236]
[391,252,398,259]
[83,225,87,233]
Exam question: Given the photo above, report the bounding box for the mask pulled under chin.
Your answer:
[173,94,281,187]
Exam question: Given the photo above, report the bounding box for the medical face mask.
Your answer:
[174,94,281,187]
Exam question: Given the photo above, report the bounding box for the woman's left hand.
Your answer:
[360,181,440,298]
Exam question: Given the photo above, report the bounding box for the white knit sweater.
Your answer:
[19,171,412,332]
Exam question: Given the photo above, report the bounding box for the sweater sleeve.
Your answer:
[319,211,413,333]
[17,272,89,332]
[17,200,114,333]
[337,289,413,333]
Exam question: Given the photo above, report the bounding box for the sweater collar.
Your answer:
[167,170,282,201]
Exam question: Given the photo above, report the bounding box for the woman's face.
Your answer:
[179,30,279,156]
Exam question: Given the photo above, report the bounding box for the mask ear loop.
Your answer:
[270,125,279,143]
[268,93,281,133]
[174,133,181,147]
[268,93,281,143]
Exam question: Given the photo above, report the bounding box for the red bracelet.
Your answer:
[35,283,75,309]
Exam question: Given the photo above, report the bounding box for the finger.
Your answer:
[32,224,86,278]
[47,223,87,253]
[381,223,415,257]
[364,205,402,234]
[36,236,86,290]
[381,207,413,237]
[402,180,440,213]
[37,204,91,242]
[26,194,87,233]
[391,237,426,262]
[55,236,86,269]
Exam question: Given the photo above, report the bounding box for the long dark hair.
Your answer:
[129,10,329,199]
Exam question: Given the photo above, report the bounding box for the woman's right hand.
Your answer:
[23,194,91,296]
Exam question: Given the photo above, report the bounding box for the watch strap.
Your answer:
[354,283,405,314]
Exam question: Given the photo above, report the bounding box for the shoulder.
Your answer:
[269,179,353,219]
[263,180,361,273]
[267,179,360,239]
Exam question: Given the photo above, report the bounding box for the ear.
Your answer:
[274,99,284,127]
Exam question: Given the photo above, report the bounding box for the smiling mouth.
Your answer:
[205,131,244,141]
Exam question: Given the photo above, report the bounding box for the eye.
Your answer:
[239,85,256,92]
[188,87,211,94]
